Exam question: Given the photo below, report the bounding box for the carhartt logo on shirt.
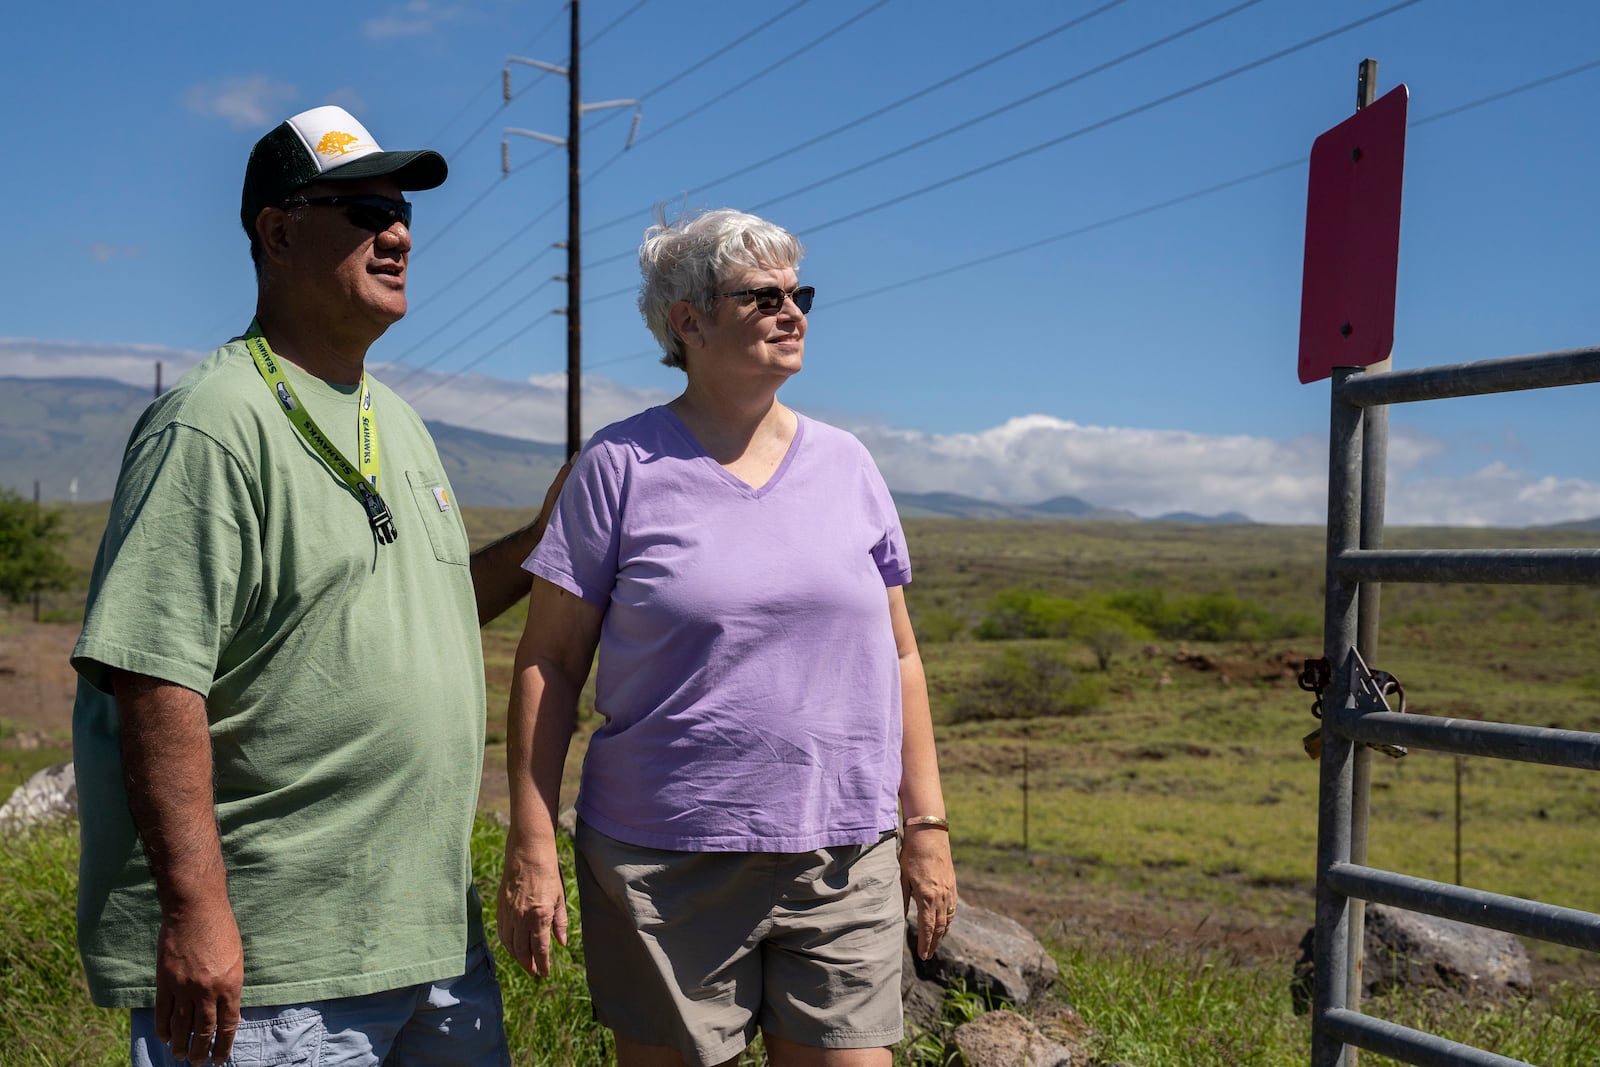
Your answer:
[274,382,296,411]
[433,487,451,512]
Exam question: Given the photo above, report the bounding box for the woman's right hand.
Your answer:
[498,577,605,978]
[496,837,569,977]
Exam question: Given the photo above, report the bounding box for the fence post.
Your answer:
[1347,57,1386,1044]
[1022,742,1030,855]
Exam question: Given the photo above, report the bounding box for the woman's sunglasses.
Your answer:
[714,285,816,315]
[280,194,413,233]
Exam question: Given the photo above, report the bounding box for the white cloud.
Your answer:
[0,338,204,387]
[86,244,142,264]
[377,365,673,444]
[851,415,1332,524]
[1381,463,1600,528]
[845,415,1600,526]
[3,339,1597,527]
[184,76,298,130]
[364,0,457,39]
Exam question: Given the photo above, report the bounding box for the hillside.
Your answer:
[6,377,1253,521]
[1,376,566,509]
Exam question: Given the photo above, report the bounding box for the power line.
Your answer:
[585,0,653,46]
[798,0,1426,235]
[462,340,659,426]
[580,0,1133,239]
[409,0,873,340]
[749,0,1265,214]
[818,56,1600,312]
[829,160,1307,310]
[587,347,657,370]
[397,2,819,395]
[573,0,1166,276]
[405,310,559,404]
[399,2,677,336]
[574,0,1294,280]
[472,386,539,424]
[436,6,570,160]
[574,0,823,148]
[629,0,895,151]
[420,275,559,375]
[384,247,562,385]
[428,55,1600,400]
[413,139,563,268]
[576,43,1598,326]
[419,171,518,252]
[1409,56,1600,128]
[406,193,567,318]
[428,78,501,151]
[405,5,1595,389]
[637,0,818,100]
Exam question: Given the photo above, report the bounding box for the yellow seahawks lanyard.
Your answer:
[244,325,397,545]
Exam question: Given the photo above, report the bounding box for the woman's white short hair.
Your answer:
[637,207,804,370]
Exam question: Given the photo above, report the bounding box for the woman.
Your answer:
[497,208,956,1067]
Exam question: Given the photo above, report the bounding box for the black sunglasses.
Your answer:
[714,285,815,315]
[281,194,413,233]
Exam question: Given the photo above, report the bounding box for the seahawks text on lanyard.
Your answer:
[244,327,398,545]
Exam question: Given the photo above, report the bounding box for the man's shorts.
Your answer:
[131,942,510,1067]
[575,819,905,1067]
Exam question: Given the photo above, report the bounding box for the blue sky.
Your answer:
[3,0,1598,523]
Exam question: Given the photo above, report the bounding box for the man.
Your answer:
[71,105,562,1067]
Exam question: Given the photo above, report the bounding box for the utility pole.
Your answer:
[502,0,641,459]
[564,2,581,462]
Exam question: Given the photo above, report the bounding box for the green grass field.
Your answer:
[4,509,1599,1064]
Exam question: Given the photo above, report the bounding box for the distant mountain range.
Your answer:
[888,490,1252,524]
[1,377,568,509]
[4,375,1254,522]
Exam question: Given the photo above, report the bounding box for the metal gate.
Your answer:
[1310,345,1600,1066]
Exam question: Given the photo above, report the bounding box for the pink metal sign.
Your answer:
[1297,84,1408,384]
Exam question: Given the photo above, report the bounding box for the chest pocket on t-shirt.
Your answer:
[405,469,469,566]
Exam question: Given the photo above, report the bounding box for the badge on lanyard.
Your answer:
[245,324,397,546]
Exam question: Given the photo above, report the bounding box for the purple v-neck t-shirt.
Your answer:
[525,406,911,851]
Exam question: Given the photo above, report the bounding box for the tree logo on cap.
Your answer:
[316,131,361,158]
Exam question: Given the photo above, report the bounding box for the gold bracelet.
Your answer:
[903,815,950,830]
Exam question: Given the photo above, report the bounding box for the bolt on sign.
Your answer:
[1297,84,1408,384]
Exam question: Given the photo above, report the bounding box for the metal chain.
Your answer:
[1298,657,1332,719]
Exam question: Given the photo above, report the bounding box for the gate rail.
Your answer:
[1312,344,1600,1066]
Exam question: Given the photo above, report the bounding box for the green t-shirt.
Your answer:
[71,337,487,1008]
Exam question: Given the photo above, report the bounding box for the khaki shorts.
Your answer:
[574,820,905,1067]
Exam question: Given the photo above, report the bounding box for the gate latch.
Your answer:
[1300,652,1408,760]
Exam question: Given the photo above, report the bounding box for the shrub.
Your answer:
[0,488,75,604]
[975,589,1071,640]
[1064,601,1152,670]
[913,604,968,644]
[975,590,1154,668]
[952,647,1105,722]
[1106,589,1288,642]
